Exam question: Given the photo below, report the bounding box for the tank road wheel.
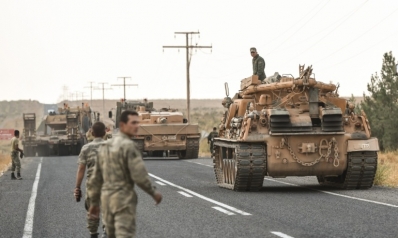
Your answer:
[213,141,266,191]
[317,151,377,189]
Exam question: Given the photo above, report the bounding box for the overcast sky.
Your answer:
[1,0,398,104]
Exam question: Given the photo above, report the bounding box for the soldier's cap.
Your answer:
[250,47,257,52]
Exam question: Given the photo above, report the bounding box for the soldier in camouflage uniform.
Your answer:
[207,127,218,158]
[10,130,23,180]
[74,122,107,238]
[86,128,95,143]
[87,110,162,238]
[250,47,266,81]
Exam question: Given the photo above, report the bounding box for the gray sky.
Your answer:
[1,0,398,104]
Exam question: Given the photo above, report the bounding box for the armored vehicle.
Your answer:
[213,65,379,191]
[110,99,200,159]
[21,113,42,157]
[22,104,88,156]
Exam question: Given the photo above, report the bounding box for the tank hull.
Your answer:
[133,124,200,159]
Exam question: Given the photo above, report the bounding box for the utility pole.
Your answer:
[79,92,87,106]
[163,31,212,122]
[84,82,97,107]
[94,83,112,119]
[111,77,138,101]
[74,91,80,107]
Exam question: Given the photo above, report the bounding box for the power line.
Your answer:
[320,28,398,70]
[314,6,398,64]
[84,81,97,108]
[163,31,212,122]
[266,0,331,55]
[285,0,369,63]
[111,77,138,101]
[94,83,112,119]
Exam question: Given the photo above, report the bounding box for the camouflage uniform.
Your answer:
[252,55,266,81]
[87,132,157,238]
[77,138,105,235]
[207,131,218,156]
[10,137,21,173]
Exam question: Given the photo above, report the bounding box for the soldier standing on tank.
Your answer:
[10,130,23,180]
[87,110,162,237]
[74,122,107,238]
[207,127,218,158]
[86,127,94,143]
[251,47,266,81]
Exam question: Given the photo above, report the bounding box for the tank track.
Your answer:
[184,138,199,159]
[178,138,199,159]
[317,151,377,189]
[213,140,266,191]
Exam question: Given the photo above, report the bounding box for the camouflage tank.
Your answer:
[23,104,87,156]
[21,113,42,157]
[213,65,379,191]
[110,99,200,159]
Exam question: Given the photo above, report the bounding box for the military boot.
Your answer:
[16,173,22,180]
[90,233,98,238]
[11,172,16,180]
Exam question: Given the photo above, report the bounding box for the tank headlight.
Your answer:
[145,136,151,141]
[181,136,186,140]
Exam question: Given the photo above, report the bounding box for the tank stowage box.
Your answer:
[213,65,379,191]
[112,100,200,159]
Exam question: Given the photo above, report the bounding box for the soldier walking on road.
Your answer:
[74,122,107,238]
[10,130,23,180]
[87,110,162,238]
[251,47,266,81]
[207,127,218,158]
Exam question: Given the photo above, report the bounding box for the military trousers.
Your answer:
[11,151,21,173]
[85,186,103,234]
[209,142,214,156]
[102,193,137,238]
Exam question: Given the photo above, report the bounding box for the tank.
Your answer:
[22,104,88,156]
[213,65,379,191]
[21,113,44,157]
[110,99,200,159]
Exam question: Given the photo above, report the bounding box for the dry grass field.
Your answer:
[0,142,11,174]
[374,151,398,187]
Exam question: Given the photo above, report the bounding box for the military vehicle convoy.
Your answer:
[213,65,379,191]
[22,104,92,156]
[110,99,200,159]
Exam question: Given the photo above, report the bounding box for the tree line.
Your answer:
[361,51,398,151]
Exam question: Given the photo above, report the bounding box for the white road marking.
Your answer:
[185,160,213,168]
[187,159,398,209]
[149,173,251,215]
[264,178,398,208]
[178,191,193,197]
[22,157,43,238]
[155,181,167,186]
[212,206,235,215]
[271,231,295,238]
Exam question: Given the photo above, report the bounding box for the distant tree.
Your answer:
[361,51,398,151]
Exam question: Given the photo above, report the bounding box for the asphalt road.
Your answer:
[1,156,398,238]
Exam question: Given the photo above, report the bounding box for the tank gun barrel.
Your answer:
[240,78,336,96]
